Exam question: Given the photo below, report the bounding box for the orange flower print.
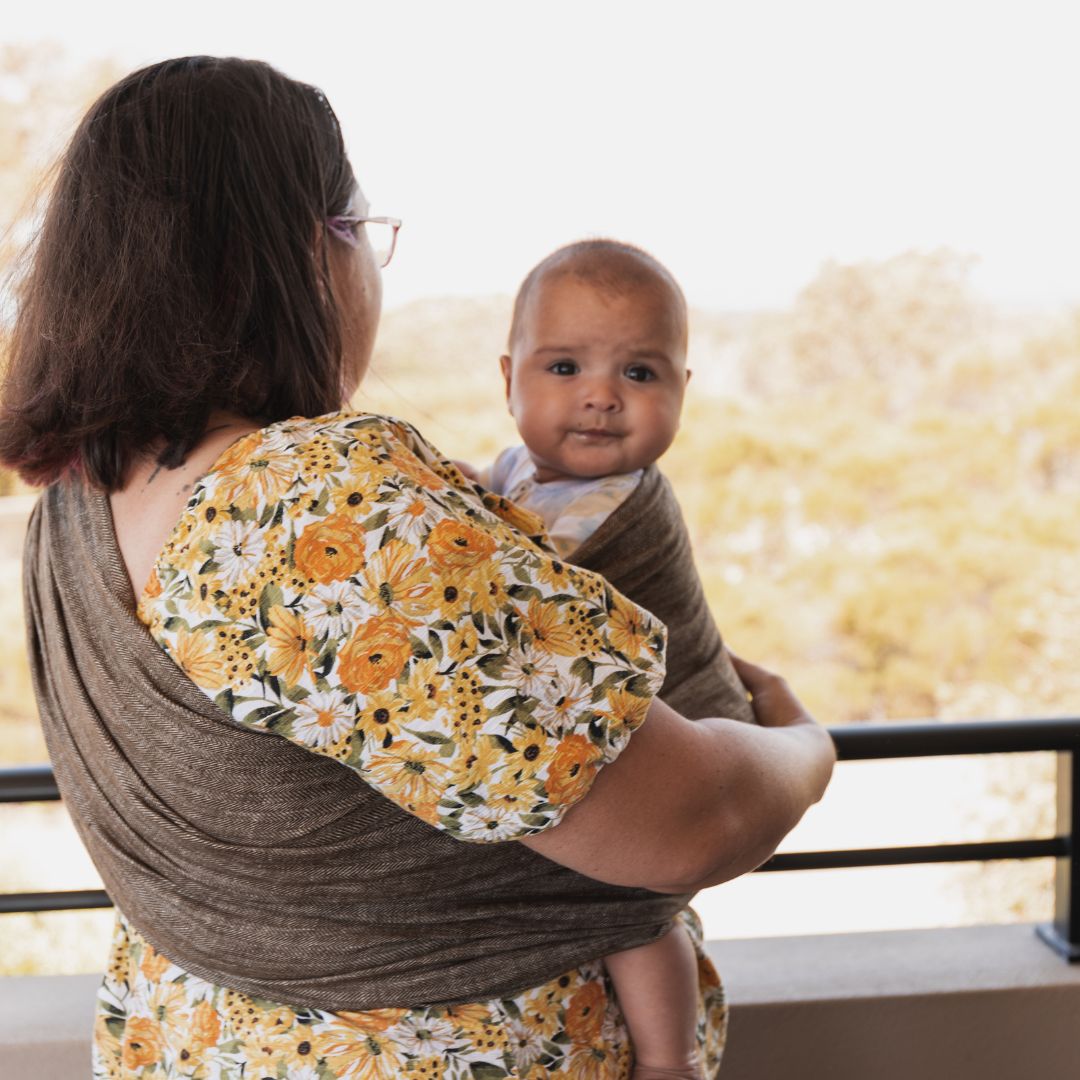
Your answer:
[545,734,601,806]
[336,1008,409,1034]
[294,513,368,583]
[389,447,445,491]
[564,980,606,1043]
[172,627,228,690]
[139,942,170,981]
[190,999,221,1050]
[427,519,497,572]
[122,1016,164,1070]
[361,539,434,623]
[524,597,578,657]
[266,605,312,686]
[338,616,413,694]
[141,569,163,602]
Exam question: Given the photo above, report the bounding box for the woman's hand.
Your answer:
[729,651,809,728]
[522,657,836,894]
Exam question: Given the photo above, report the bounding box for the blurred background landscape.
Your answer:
[1,2,1078,975]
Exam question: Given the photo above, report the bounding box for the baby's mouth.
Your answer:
[570,428,623,442]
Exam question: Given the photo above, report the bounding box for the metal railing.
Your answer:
[3,716,1079,960]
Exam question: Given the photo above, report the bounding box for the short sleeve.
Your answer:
[141,413,667,842]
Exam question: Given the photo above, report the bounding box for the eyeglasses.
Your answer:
[326,214,402,268]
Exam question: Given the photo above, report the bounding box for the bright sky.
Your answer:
[5,0,1079,313]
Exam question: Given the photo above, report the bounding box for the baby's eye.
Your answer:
[625,365,657,382]
[548,360,579,376]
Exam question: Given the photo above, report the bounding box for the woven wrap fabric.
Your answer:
[22,479,692,1011]
[569,466,755,724]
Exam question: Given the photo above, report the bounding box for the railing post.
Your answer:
[1036,750,1080,960]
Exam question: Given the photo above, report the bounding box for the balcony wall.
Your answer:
[2,924,1078,1079]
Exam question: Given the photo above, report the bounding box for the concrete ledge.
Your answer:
[707,923,1080,1079]
[2,926,1078,1079]
[0,972,97,1078]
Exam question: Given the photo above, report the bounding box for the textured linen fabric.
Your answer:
[21,410,725,1076]
[488,445,643,560]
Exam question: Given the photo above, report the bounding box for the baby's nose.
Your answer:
[582,379,620,410]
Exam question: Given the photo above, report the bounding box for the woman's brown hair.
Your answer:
[0,56,357,490]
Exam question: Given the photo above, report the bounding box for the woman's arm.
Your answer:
[522,655,835,893]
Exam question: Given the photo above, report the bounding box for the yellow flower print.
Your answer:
[607,595,648,658]
[512,725,554,779]
[406,1054,447,1080]
[338,616,412,695]
[398,658,444,725]
[544,734,602,807]
[464,559,511,618]
[427,519,497,572]
[266,605,312,686]
[365,740,452,823]
[480,490,546,538]
[446,622,478,663]
[294,513,368,583]
[273,1024,321,1070]
[520,989,564,1039]
[596,687,651,742]
[318,1027,406,1080]
[172,627,229,690]
[524,597,579,657]
[453,733,505,792]
[241,1035,280,1073]
[537,557,574,591]
[357,688,409,745]
[361,538,435,623]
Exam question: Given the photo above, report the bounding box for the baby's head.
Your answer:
[501,240,690,484]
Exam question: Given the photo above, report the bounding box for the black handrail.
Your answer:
[3,716,1079,959]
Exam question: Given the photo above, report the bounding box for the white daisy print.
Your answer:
[500,646,559,699]
[301,580,369,640]
[506,1018,545,1071]
[456,802,522,841]
[391,1015,458,1056]
[212,520,266,587]
[290,691,354,749]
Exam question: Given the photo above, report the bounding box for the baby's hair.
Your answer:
[508,239,688,353]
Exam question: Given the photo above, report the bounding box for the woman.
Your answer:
[0,58,834,1079]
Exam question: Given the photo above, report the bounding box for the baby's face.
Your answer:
[501,276,689,484]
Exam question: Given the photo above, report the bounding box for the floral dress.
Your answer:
[91,412,727,1079]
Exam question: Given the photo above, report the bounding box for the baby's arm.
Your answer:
[605,921,703,1080]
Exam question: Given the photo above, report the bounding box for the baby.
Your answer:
[483,240,752,1080]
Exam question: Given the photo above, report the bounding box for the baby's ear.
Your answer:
[499,354,514,408]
